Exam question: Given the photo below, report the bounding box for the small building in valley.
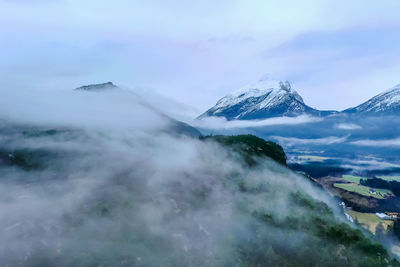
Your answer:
[369,189,377,195]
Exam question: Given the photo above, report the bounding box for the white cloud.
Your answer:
[340,159,400,170]
[191,115,322,129]
[0,86,170,131]
[350,137,400,147]
[334,123,362,130]
[273,135,348,146]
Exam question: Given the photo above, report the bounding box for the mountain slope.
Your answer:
[0,123,397,266]
[75,82,201,137]
[344,84,400,115]
[200,78,335,120]
[203,134,287,165]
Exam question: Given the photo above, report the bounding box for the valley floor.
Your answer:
[310,173,400,258]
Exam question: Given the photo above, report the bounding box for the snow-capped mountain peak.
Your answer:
[229,78,303,101]
[199,78,329,120]
[213,79,304,111]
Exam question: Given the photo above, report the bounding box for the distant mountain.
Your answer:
[200,78,336,120]
[343,84,400,115]
[75,82,201,137]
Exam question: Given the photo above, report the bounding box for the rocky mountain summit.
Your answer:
[200,78,335,120]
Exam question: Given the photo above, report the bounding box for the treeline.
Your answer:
[202,134,287,165]
[360,178,400,197]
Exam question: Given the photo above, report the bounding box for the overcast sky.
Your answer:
[1,0,400,113]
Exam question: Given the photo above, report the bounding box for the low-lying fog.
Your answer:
[0,86,390,265]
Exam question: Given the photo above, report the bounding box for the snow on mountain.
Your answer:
[344,84,400,114]
[200,78,334,120]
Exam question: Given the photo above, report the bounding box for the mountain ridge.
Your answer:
[344,84,400,115]
[200,79,400,120]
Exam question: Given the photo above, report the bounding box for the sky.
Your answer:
[1,0,400,114]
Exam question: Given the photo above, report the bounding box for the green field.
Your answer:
[334,183,392,199]
[377,176,400,182]
[342,175,366,184]
[347,210,393,234]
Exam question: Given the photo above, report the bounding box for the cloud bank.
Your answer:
[351,137,400,147]
[0,86,170,131]
[334,123,362,130]
[272,135,349,147]
[193,115,322,129]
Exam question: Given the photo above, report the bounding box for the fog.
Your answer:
[351,137,400,147]
[0,86,170,131]
[334,123,362,130]
[272,135,349,146]
[0,86,377,266]
[192,115,322,129]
